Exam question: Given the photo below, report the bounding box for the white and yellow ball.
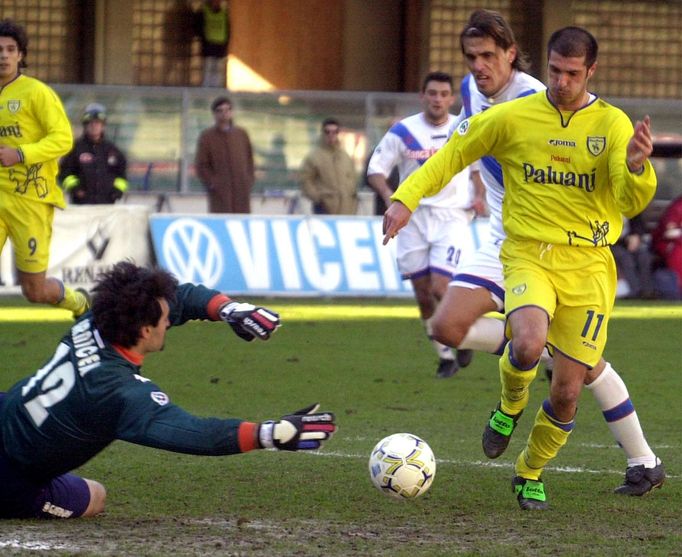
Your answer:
[368,433,436,499]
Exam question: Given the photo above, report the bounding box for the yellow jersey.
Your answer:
[393,91,656,247]
[0,74,72,208]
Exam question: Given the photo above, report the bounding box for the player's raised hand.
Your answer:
[219,301,280,341]
[382,201,413,245]
[259,403,337,451]
[626,115,653,173]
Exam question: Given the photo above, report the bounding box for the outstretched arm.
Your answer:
[170,284,281,341]
[118,384,336,455]
[382,201,412,245]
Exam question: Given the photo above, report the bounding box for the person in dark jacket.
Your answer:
[59,103,129,204]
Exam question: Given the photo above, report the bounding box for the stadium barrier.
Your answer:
[0,205,152,291]
[149,213,489,297]
[0,209,487,297]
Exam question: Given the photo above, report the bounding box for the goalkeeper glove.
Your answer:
[219,301,280,341]
[259,403,336,451]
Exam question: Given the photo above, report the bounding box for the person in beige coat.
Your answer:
[300,118,357,214]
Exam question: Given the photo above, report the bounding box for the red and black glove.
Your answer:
[259,404,336,451]
[219,301,280,341]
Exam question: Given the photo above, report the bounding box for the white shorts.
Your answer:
[397,205,473,280]
[451,238,506,311]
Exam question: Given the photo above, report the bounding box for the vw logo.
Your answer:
[162,218,223,286]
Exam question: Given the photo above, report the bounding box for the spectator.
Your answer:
[300,118,358,215]
[59,103,128,205]
[195,0,230,88]
[652,195,682,298]
[195,96,254,214]
[611,214,655,299]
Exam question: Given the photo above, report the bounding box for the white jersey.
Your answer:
[455,70,545,241]
[368,112,471,210]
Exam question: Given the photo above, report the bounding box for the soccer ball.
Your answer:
[368,433,436,499]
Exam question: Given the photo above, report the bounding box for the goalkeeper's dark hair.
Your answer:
[459,9,529,72]
[0,19,28,68]
[92,261,178,348]
[547,26,598,68]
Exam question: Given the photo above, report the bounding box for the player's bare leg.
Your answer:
[411,274,437,321]
[412,274,457,378]
[430,277,476,370]
[81,479,107,517]
[546,352,586,421]
[432,285,504,354]
[18,271,90,317]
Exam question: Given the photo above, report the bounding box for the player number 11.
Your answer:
[580,309,605,341]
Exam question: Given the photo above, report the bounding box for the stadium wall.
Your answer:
[0,210,489,297]
[1,0,679,97]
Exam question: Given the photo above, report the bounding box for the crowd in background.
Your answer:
[8,1,681,300]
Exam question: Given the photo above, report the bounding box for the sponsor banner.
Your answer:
[0,204,152,290]
[149,214,490,297]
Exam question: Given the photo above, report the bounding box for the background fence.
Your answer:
[53,85,682,205]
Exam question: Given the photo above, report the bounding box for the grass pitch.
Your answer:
[0,297,680,556]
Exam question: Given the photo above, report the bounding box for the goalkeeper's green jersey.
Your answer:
[0,74,72,208]
[0,284,251,481]
[393,91,656,247]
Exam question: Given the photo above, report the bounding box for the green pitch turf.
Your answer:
[0,297,680,556]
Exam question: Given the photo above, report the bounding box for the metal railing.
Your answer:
[52,85,682,202]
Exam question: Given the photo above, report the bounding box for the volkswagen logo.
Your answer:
[162,218,223,286]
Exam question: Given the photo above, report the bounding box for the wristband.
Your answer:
[208,294,231,320]
[258,421,275,449]
[237,422,260,452]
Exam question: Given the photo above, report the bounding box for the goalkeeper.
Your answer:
[0,261,336,519]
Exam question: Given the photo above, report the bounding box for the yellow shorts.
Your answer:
[0,190,55,273]
[501,238,616,367]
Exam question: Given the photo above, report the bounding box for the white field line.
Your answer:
[577,442,675,449]
[310,449,679,478]
[0,539,74,551]
[347,436,676,451]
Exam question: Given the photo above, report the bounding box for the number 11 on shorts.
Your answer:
[581,309,604,341]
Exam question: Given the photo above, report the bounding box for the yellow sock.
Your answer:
[55,285,90,317]
[516,401,574,480]
[499,342,539,416]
